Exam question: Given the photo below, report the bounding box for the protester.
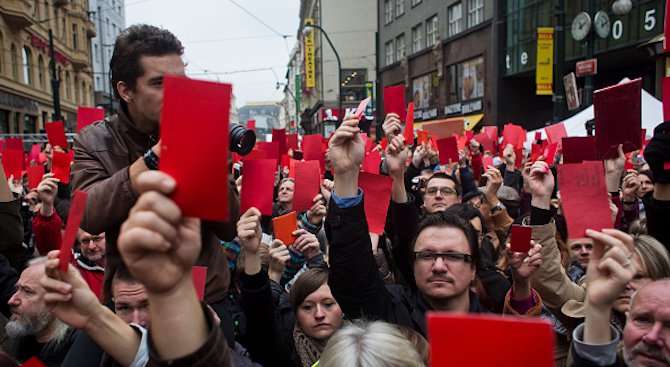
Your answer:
[72,229,106,297]
[0,156,26,272]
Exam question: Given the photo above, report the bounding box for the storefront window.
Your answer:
[24,115,36,134]
[412,72,439,109]
[446,56,484,104]
[341,69,366,102]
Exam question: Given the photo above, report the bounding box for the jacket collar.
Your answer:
[115,106,158,152]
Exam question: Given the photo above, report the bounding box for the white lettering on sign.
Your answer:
[445,103,462,115]
[422,108,438,119]
[462,100,482,114]
[521,52,528,65]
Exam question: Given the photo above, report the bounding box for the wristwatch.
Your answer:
[143,149,159,170]
[491,201,506,214]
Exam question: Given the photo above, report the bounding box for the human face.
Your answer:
[613,253,652,314]
[638,174,654,198]
[119,54,185,131]
[78,229,106,265]
[113,281,150,328]
[296,284,343,341]
[568,238,593,269]
[413,226,475,305]
[623,281,670,367]
[278,181,295,205]
[6,265,52,338]
[423,178,460,214]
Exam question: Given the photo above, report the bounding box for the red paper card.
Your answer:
[436,137,459,165]
[45,121,69,150]
[557,162,613,239]
[354,97,371,119]
[665,161,670,170]
[272,129,288,156]
[281,154,291,169]
[159,76,231,221]
[484,126,498,142]
[383,85,406,119]
[417,130,429,146]
[380,137,388,151]
[60,190,88,272]
[457,135,468,151]
[273,211,298,246]
[482,155,494,169]
[28,165,45,190]
[562,136,597,164]
[362,151,381,175]
[593,78,642,160]
[257,141,279,164]
[427,313,554,367]
[29,144,41,163]
[51,151,72,184]
[664,78,670,122]
[665,1,670,53]
[358,172,393,235]
[247,119,256,130]
[243,149,268,161]
[22,357,47,367]
[510,225,532,253]
[286,134,299,150]
[5,137,23,150]
[191,266,207,301]
[240,159,276,215]
[534,131,542,142]
[544,142,559,165]
[530,144,543,163]
[502,124,524,150]
[76,106,105,133]
[302,134,325,173]
[473,133,494,154]
[404,102,415,144]
[1,149,23,179]
[545,123,568,150]
[293,160,321,212]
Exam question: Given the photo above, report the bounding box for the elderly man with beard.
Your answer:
[5,259,75,366]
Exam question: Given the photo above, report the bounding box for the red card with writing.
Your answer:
[437,137,459,165]
[5,137,23,150]
[159,76,231,221]
[557,162,613,238]
[362,151,381,175]
[427,313,554,367]
[482,155,494,169]
[417,130,429,146]
[510,225,532,253]
[286,134,299,150]
[664,78,670,121]
[60,190,88,271]
[51,151,72,184]
[28,165,45,190]
[562,136,597,164]
[593,78,642,160]
[544,142,559,165]
[404,102,415,144]
[46,121,69,150]
[247,119,256,131]
[1,149,23,179]
[273,211,298,246]
[354,97,371,119]
[383,85,406,119]
[240,159,276,215]
[545,123,568,151]
[293,160,321,211]
[358,172,393,235]
[22,357,46,367]
[76,107,105,133]
[272,129,288,156]
[302,134,325,173]
[191,266,207,301]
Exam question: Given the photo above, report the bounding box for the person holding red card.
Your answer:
[0,155,26,271]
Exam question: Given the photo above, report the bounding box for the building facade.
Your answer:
[0,0,96,135]
[238,102,281,141]
[88,0,124,113]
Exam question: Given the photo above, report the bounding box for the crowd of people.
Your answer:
[0,23,669,367]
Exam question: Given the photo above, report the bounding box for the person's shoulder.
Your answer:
[74,116,118,150]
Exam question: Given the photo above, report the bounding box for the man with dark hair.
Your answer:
[70,24,239,344]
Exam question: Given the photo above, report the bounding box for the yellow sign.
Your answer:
[536,27,554,96]
[304,18,316,88]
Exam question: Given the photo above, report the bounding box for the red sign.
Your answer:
[576,59,597,77]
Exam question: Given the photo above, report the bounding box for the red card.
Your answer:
[45,121,69,150]
[484,126,498,143]
[240,159,276,215]
[417,130,429,146]
[510,225,532,253]
[159,76,231,221]
[243,149,268,161]
[5,137,23,150]
[1,149,23,179]
[457,135,468,151]
[502,124,524,150]
[257,141,279,164]
[293,160,321,211]
[482,155,494,169]
[663,78,670,122]
[543,142,559,165]
[534,131,542,142]
[404,102,415,144]
[22,357,47,367]
[380,137,388,151]
[664,161,670,170]
[60,190,88,272]
[272,129,288,156]
[545,123,568,150]
[427,313,554,367]
[272,211,298,246]
[557,162,613,239]
[383,85,406,119]
[437,137,459,165]
[29,144,41,163]
[76,106,104,133]
[515,148,523,169]
[302,134,325,173]
[473,133,494,153]
[593,78,642,160]
[562,136,597,164]
[362,151,381,175]
[51,151,72,184]
[247,119,256,131]
[286,134,299,150]
[665,1,670,53]
[358,172,393,235]
[530,144,543,163]
[281,154,291,169]
[28,165,45,190]
[354,97,371,119]
[191,266,207,301]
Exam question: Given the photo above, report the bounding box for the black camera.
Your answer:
[229,124,256,156]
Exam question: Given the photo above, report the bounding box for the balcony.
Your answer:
[69,48,90,70]
[85,20,96,38]
[0,0,33,29]
[54,0,69,7]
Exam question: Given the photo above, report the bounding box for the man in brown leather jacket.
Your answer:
[70,25,239,340]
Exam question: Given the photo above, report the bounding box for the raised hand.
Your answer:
[268,240,290,283]
[621,170,640,203]
[382,113,402,140]
[292,229,321,259]
[306,194,327,225]
[508,242,543,281]
[385,134,408,178]
[527,161,554,209]
[604,144,625,192]
[327,116,365,176]
[503,144,516,170]
[411,144,427,168]
[482,166,503,204]
[237,207,262,255]
[37,173,59,214]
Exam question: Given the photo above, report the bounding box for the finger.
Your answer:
[617,144,625,159]
[241,207,262,219]
[44,292,72,303]
[600,228,635,253]
[312,194,324,203]
[130,191,182,226]
[597,258,634,283]
[118,226,172,255]
[125,210,179,244]
[41,276,72,294]
[134,170,177,196]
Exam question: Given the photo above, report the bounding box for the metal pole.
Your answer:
[98,6,111,114]
[582,0,596,107]
[306,23,342,127]
[48,29,61,121]
[553,0,566,122]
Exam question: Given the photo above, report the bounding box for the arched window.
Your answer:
[37,55,45,89]
[10,44,18,80]
[22,46,32,86]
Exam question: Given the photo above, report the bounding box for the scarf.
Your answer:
[293,320,350,367]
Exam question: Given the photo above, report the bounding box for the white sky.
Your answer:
[124,0,301,108]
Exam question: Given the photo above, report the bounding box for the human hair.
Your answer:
[637,170,654,183]
[410,212,480,270]
[426,172,461,196]
[628,219,647,237]
[445,203,488,234]
[633,235,670,280]
[395,325,430,366]
[110,24,184,103]
[112,265,137,289]
[290,268,329,314]
[318,320,424,367]
[279,178,295,188]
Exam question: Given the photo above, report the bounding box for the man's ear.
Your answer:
[116,81,132,103]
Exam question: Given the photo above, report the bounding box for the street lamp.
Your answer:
[302,21,343,127]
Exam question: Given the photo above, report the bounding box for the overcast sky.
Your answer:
[124,0,301,108]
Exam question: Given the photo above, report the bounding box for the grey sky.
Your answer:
[124,0,300,107]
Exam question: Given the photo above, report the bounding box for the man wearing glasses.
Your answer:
[73,229,106,297]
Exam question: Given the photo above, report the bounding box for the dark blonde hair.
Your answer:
[290,268,329,314]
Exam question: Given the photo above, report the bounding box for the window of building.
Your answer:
[74,77,79,103]
[446,56,485,104]
[448,3,463,37]
[96,76,100,90]
[395,34,405,61]
[106,18,110,35]
[411,0,422,6]
[426,15,438,47]
[384,0,393,25]
[412,71,439,109]
[385,40,394,66]
[22,47,31,86]
[0,32,4,75]
[0,109,9,134]
[23,115,36,134]
[61,18,66,40]
[10,44,18,80]
[341,69,366,102]
[411,24,423,54]
[37,55,45,89]
[395,0,404,17]
[72,24,78,49]
[94,44,99,63]
[64,71,70,100]
[467,0,484,28]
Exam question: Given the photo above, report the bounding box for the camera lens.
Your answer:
[229,124,256,156]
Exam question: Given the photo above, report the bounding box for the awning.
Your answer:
[414,113,484,131]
